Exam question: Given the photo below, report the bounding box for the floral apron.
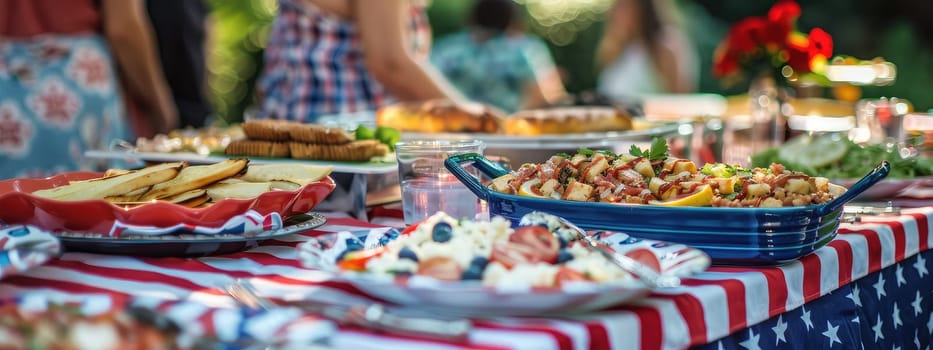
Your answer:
[0,34,129,179]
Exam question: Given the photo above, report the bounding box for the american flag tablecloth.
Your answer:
[0,207,931,349]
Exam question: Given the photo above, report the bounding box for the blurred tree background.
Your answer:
[205,0,933,125]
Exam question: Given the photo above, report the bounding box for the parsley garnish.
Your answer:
[597,150,616,157]
[577,147,594,156]
[628,137,670,161]
[554,152,571,159]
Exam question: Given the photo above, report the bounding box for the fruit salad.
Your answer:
[331,212,650,288]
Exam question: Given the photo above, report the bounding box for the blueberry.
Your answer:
[621,236,641,245]
[461,265,484,280]
[557,236,568,249]
[432,222,453,242]
[469,256,489,270]
[398,246,419,262]
[556,249,574,263]
[344,238,364,251]
[378,229,402,246]
[378,235,392,247]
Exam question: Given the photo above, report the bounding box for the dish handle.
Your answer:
[444,153,510,201]
[818,160,890,215]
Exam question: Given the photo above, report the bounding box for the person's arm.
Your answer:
[522,70,566,109]
[653,31,696,94]
[101,0,178,134]
[354,0,467,103]
[520,38,567,109]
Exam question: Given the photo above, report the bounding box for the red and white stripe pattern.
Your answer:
[108,210,282,237]
[1,209,930,350]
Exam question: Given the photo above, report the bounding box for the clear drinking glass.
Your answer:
[395,140,486,225]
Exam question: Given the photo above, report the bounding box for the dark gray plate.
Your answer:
[56,213,326,257]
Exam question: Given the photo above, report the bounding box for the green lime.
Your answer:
[777,134,811,165]
[375,127,401,151]
[786,134,848,169]
[356,125,375,140]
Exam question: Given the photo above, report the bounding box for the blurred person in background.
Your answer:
[430,0,567,113]
[596,0,698,101]
[147,0,212,128]
[0,0,177,179]
[257,0,477,123]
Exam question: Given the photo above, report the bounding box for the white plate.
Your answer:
[835,176,933,201]
[402,121,682,149]
[297,225,710,316]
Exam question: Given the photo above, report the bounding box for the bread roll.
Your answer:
[503,107,633,135]
[376,99,501,133]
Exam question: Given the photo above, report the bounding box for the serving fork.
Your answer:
[550,215,682,289]
[224,278,473,341]
[842,201,901,223]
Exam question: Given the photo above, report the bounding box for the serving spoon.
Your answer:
[521,212,681,289]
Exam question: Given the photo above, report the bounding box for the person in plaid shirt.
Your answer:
[257,0,469,123]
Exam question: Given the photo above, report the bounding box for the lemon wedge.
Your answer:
[649,185,713,206]
[518,179,547,198]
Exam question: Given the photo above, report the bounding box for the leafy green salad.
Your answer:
[750,134,933,179]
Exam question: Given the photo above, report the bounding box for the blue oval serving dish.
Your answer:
[445,153,890,265]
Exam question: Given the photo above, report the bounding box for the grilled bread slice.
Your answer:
[239,163,333,187]
[205,182,273,201]
[139,159,248,201]
[33,162,185,201]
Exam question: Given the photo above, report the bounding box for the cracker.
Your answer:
[242,120,294,141]
[289,140,387,162]
[288,124,353,144]
[225,140,290,158]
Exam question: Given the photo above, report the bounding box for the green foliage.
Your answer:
[629,137,670,161]
[206,0,276,125]
[860,22,933,113]
[750,138,933,179]
[426,0,471,38]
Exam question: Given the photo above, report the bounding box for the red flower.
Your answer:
[763,21,791,50]
[767,0,801,25]
[807,27,833,59]
[727,16,768,55]
[764,0,800,48]
[712,0,836,85]
[784,33,811,74]
[713,44,739,78]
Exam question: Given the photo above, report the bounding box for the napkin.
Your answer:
[1,293,335,348]
[0,224,61,280]
[297,228,401,270]
[106,210,283,237]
